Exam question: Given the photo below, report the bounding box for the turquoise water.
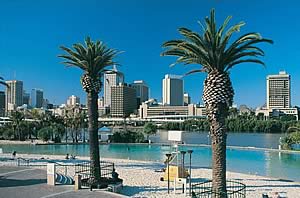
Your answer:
[1,143,300,182]
[152,131,284,149]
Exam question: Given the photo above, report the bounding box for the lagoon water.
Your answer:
[152,130,284,149]
[1,132,299,182]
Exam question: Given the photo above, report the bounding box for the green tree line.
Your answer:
[160,116,299,133]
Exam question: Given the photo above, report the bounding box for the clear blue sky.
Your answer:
[1,0,300,108]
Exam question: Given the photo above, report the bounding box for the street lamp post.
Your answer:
[187,150,193,196]
[180,151,186,193]
[165,153,172,194]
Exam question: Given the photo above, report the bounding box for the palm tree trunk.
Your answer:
[75,129,78,143]
[210,103,227,198]
[65,128,68,143]
[83,128,86,143]
[87,91,101,184]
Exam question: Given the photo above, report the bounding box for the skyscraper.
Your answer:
[267,71,291,109]
[111,83,136,117]
[66,95,80,106]
[162,74,184,106]
[131,80,149,106]
[5,80,23,111]
[103,67,124,107]
[31,88,44,108]
[23,91,30,105]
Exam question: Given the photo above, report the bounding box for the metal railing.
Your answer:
[192,180,246,198]
[16,157,115,187]
[75,161,115,187]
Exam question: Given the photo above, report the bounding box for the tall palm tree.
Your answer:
[161,9,272,196]
[59,37,119,184]
[10,111,25,141]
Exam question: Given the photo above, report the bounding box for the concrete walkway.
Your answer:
[0,166,127,198]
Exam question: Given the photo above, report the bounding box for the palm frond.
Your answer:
[161,8,273,75]
[225,59,265,71]
[59,37,120,76]
[184,69,207,76]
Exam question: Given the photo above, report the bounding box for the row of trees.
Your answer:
[0,111,88,143]
[160,116,299,133]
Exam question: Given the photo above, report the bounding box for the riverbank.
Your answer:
[0,139,47,145]
[0,153,299,198]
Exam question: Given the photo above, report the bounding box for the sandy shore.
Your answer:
[0,140,48,145]
[0,153,299,198]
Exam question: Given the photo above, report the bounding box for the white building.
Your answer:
[256,71,298,120]
[267,71,291,109]
[162,74,183,106]
[5,80,23,111]
[184,92,191,106]
[256,107,298,120]
[139,101,206,120]
[98,97,104,108]
[103,67,124,107]
[66,95,80,106]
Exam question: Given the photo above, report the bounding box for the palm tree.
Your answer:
[161,9,272,196]
[76,111,88,143]
[10,111,25,141]
[59,37,120,184]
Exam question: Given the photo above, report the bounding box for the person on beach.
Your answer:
[12,151,16,158]
[65,153,69,159]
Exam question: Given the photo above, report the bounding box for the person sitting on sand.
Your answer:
[65,153,69,159]
[70,154,76,159]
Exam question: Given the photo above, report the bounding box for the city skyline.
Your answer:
[1,1,300,107]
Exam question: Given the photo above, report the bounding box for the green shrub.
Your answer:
[38,127,51,142]
[143,122,157,139]
[280,132,300,150]
[111,131,145,143]
[1,128,14,140]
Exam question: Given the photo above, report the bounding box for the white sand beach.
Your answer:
[0,153,299,198]
[0,140,47,145]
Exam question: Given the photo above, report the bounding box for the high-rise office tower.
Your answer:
[131,80,149,106]
[111,83,136,117]
[103,67,124,107]
[162,74,184,106]
[31,88,44,108]
[23,91,30,105]
[66,95,80,106]
[5,80,23,111]
[267,71,291,109]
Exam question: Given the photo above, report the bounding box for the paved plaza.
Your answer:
[0,166,126,198]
